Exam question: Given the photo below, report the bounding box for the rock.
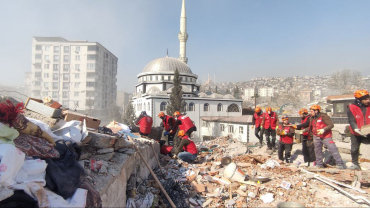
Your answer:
[86,131,117,149]
[97,148,114,154]
[99,165,108,174]
[118,148,136,155]
[94,152,114,161]
[248,192,256,198]
[202,198,213,207]
[80,152,90,160]
[226,199,236,206]
[114,137,134,150]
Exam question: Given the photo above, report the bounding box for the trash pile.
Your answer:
[131,136,370,208]
[0,97,138,207]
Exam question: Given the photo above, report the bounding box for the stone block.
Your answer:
[86,131,117,149]
[94,152,114,161]
[114,137,134,150]
[97,148,114,154]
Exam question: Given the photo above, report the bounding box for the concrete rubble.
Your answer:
[127,136,370,207]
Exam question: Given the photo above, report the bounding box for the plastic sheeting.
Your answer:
[45,188,88,207]
[0,144,25,186]
[15,159,47,185]
[27,117,64,141]
[53,120,88,143]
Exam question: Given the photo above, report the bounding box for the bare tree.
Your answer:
[329,69,363,94]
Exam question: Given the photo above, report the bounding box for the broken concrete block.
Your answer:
[114,137,134,150]
[97,148,114,154]
[202,199,213,207]
[94,152,114,161]
[99,165,108,174]
[86,131,117,149]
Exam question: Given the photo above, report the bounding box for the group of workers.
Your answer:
[135,110,198,163]
[252,90,370,169]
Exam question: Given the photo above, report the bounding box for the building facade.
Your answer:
[30,37,117,117]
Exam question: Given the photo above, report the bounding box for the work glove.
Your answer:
[169,130,173,134]
[292,125,297,129]
[251,126,254,130]
[317,129,325,135]
[172,155,177,159]
[164,131,169,136]
[276,126,279,130]
[354,129,366,137]
[260,126,263,130]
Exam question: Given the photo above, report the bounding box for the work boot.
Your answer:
[347,164,361,170]
[336,165,346,170]
[285,159,290,164]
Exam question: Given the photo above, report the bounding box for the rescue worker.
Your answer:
[135,111,153,136]
[158,111,176,146]
[252,107,264,147]
[277,116,295,163]
[347,90,370,170]
[261,107,278,150]
[172,130,198,163]
[306,105,345,169]
[171,111,197,137]
[294,108,316,166]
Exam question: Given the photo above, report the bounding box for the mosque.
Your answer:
[132,0,243,141]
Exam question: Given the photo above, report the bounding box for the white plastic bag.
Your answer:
[0,144,25,186]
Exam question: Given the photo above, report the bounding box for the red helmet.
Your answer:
[310,104,321,112]
[299,108,308,115]
[354,90,369,99]
[255,107,261,113]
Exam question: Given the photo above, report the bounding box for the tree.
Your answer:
[166,69,186,116]
[215,86,218,93]
[329,69,363,94]
[251,92,260,108]
[123,101,136,126]
[233,86,240,99]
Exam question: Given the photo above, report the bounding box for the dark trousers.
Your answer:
[167,134,175,146]
[313,136,344,166]
[139,132,149,137]
[265,128,276,149]
[302,136,316,163]
[350,134,368,166]
[278,142,293,161]
[255,127,264,144]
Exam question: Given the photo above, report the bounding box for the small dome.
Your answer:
[142,56,193,74]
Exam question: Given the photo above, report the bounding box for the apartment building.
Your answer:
[30,37,117,116]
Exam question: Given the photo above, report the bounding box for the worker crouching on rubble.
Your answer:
[171,111,197,137]
[305,105,346,169]
[135,111,153,136]
[172,130,198,163]
[277,116,295,163]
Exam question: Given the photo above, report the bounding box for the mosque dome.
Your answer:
[142,56,193,74]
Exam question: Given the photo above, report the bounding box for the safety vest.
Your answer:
[162,115,175,132]
[310,116,332,139]
[301,116,309,136]
[278,124,293,144]
[254,112,264,127]
[263,112,277,129]
[138,116,153,134]
[160,145,173,155]
[348,104,370,136]
[178,115,195,133]
[182,135,197,155]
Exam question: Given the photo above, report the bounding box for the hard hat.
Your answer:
[299,108,308,115]
[255,107,261,113]
[354,90,369,99]
[173,111,181,117]
[265,107,272,112]
[178,130,185,137]
[282,115,289,121]
[158,112,165,117]
[310,104,321,112]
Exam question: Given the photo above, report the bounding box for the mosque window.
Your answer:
[160,102,167,111]
[183,102,188,112]
[204,103,210,111]
[161,76,164,80]
[227,103,240,112]
[144,103,146,111]
[189,102,195,111]
[217,103,223,112]
[228,125,234,133]
[220,124,225,132]
[156,76,158,81]
[147,102,150,111]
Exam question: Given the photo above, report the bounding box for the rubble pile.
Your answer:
[129,136,370,207]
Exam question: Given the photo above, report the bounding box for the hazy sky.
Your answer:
[1,0,370,92]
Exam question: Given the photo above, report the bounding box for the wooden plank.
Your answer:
[25,98,62,118]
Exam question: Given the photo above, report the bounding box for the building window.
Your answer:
[227,103,240,112]
[34,72,41,77]
[86,82,95,87]
[62,101,68,106]
[74,82,80,88]
[45,46,50,51]
[63,64,69,72]
[74,92,79,96]
[36,45,42,50]
[64,46,69,53]
[62,91,68,98]
[52,82,58,90]
[63,83,69,90]
[183,102,188,112]
[228,125,234,133]
[63,74,69,81]
[148,102,150,111]
[53,73,58,81]
[52,91,58,98]
[76,46,80,52]
[63,55,70,62]
[144,103,146,111]
[43,73,49,78]
[44,82,49,88]
[75,73,80,79]
[34,81,40,86]
[44,55,49,61]
[220,124,225,132]
[75,55,80,61]
[42,91,48,96]
[53,55,59,62]
[87,63,95,69]
[87,55,97,60]
[204,103,210,111]
[217,103,223,112]
[54,46,59,53]
[75,64,80,70]
[88,45,98,51]
[44,64,49,69]
[53,64,59,71]
[189,102,195,111]
[35,54,41,59]
[239,126,244,134]
[86,91,94,96]
[34,63,41,69]
[160,102,167,111]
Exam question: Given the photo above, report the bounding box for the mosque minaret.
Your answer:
[178,0,188,64]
